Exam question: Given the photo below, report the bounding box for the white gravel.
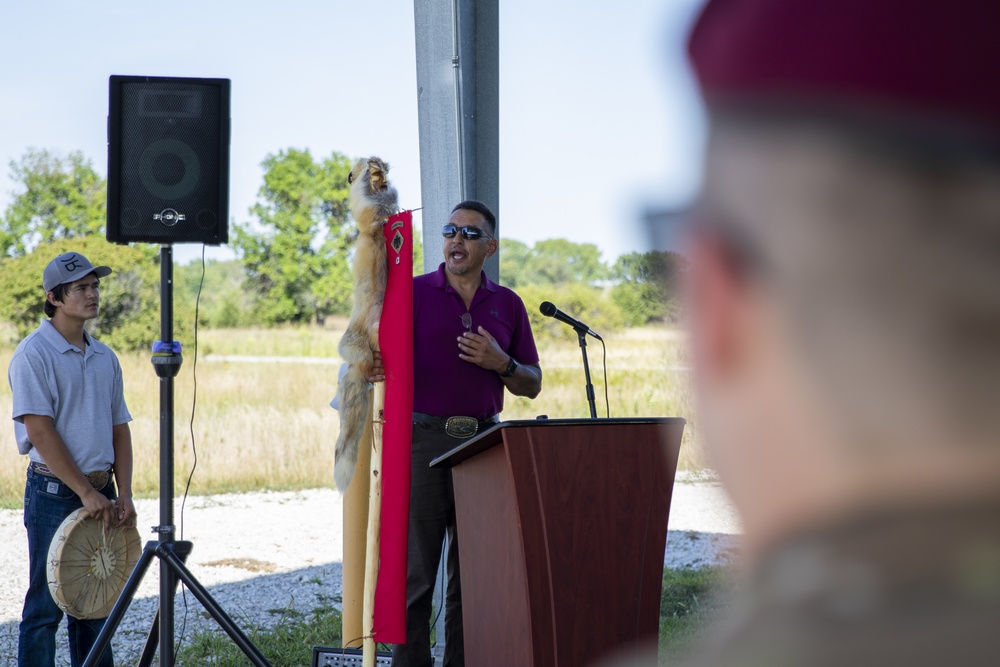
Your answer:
[0,476,740,666]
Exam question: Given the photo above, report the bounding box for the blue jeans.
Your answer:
[20,467,116,667]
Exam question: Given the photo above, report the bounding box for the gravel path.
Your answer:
[0,475,740,666]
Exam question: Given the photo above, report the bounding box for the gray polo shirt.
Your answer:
[8,319,131,472]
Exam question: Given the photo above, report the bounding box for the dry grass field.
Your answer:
[0,324,700,507]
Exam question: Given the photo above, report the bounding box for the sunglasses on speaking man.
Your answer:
[442,224,493,241]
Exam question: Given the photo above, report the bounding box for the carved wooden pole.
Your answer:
[363,382,386,667]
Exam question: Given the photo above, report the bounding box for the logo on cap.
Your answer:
[43,252,112,292]
[61,254,84,273]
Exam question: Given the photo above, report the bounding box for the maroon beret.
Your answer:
[688,0,1000,135]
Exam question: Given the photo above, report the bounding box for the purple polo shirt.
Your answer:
[413,264,539,419]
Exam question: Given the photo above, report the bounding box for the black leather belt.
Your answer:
[30,461,112,490]
[412,412,499,438]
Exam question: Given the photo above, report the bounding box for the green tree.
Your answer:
[506,238,608,287]
[516,282,626,341]
[0,237,186,352]
[411,222,424,276]
[233,149,354,324]
[0,149,107,257]
[499,238,532,287]
[175,259,254,329]
[610,250,686,326]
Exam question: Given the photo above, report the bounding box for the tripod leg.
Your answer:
[138,612,158,667]
[81,542,158,667]
[156,543,273,667]
[137,541,194,667]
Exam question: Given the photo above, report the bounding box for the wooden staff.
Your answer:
[341,414,372,648]
[363,381,386,667]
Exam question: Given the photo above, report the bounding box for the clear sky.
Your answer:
[0,0,707,266]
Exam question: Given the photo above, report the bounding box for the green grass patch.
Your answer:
[658,566,731,664]
[170,566,730,666]
[174,600,343,667]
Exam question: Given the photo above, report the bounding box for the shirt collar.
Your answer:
[431,263,499,294]
[38,319,100,354]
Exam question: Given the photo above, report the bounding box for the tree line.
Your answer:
[0,148,682,351]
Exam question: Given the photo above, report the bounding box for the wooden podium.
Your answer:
[430,417,685,667]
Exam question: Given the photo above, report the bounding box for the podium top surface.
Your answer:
[429,417,686,469]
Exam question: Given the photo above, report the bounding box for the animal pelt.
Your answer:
[334,156,399,492]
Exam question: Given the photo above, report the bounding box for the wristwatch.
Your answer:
[500,356,518,377]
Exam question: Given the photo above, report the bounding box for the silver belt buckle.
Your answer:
[86,470,110,490]
[444,416,478,438]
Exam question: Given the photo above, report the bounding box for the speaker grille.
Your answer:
[107,76,230,244]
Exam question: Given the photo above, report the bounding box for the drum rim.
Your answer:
[46,507,142,619]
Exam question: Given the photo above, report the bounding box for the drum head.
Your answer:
[46,507,142,619]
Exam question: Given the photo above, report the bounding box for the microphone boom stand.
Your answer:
[83,245,271,667]
[576,328,598,419]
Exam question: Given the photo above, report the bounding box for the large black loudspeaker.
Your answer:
[107,75,230,244]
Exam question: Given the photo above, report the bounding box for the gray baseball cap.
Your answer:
[43,252,112,292]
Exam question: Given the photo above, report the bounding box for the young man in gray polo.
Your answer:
[9,251,136,667]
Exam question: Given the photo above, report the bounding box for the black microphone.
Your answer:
[539,301,601,339]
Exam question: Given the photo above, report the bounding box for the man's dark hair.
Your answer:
[43,284,66,318]
[452,200,497,236]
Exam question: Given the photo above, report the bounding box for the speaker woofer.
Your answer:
[139,138,201,200]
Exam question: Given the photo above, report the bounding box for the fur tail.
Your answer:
[333,364,372,491]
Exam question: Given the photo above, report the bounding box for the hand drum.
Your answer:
[47,508,142,619]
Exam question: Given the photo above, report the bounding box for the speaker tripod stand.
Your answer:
[83,245,271,667]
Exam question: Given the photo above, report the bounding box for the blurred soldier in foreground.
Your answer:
[677,0,1000,664]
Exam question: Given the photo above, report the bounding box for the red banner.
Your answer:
[373,210,413,643]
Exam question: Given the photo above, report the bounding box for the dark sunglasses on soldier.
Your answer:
[442,224,493,241]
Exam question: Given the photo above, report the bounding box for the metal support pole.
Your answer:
[414,0,499,281]
[154,244,181,666]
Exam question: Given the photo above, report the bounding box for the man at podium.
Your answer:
[371,200,542,667]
